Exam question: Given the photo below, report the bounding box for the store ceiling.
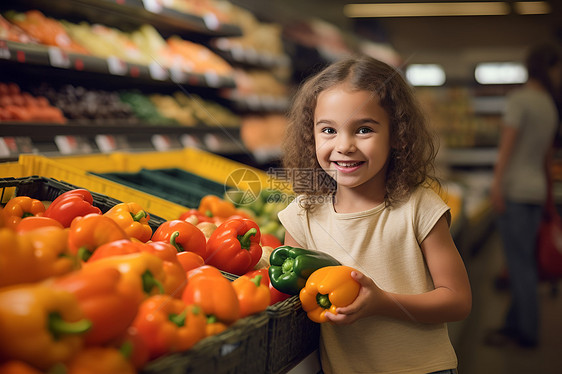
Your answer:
[234,0,562,82]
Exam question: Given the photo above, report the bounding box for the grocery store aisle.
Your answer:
[451,230,562,374]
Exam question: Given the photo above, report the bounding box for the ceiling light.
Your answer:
[474,62,527,84]
[406,64,446,86]
[344,2,511,17]
[514,1,551,15]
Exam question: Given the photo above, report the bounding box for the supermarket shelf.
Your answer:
[0,40,236,89]
[211,38,292,69]
[444,147,498,167]
[8,0,243,38]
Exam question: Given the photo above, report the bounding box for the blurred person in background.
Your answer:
[488,43,562,348]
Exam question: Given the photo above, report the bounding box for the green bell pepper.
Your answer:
[268,246,341,295]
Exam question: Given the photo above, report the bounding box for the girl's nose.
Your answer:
[335,134,356,154]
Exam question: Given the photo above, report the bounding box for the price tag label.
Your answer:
[107,56,127,75]
[204,71,220,87]
[152,134,173,151]
[0,40,11,60]
[170,67,186,83]
[246,95,261,110]
[142,0,163,13]
[180,134,203,149]
[48,47,71,68]
[55,136,92,155]
[0,137,12,157]
[95,135,129,153]
[245,48,259,65]
[203,13,220,31]
[149,62,168,81]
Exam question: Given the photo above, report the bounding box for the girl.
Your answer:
[278,55,471,374]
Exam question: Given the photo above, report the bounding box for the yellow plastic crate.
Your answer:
[17,154,189,220]
[39,148,293,195]
[0,161,27,178]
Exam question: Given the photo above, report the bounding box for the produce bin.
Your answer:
[265,296,320,374]
[92,168,228,209]
[0,176,166,231]
[142,311,270,374]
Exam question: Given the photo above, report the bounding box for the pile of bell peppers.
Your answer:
[0,189,297,372]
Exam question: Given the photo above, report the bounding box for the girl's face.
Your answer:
[314,83,391,196]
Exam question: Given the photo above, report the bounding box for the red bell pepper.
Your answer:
[179,208,213,225]
[206,218,262,275]
[151,220,207,260]
[50,267,140,346]
[177,251,205,272]
[68,214,128,261]
[44,189,102,227]
[245,268,290,305]
[260,233,282,248]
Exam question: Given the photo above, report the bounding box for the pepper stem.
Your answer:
[169,309,187,327]
[282,257,295,274]
[316,293,332,310]
[77,247,92,262]
[130,210,147,222]
[238,228,257,250]
[170,231,184,252]
[22,212,34,218]
[251,275,262,288]
[207,315,217,324]
[141,270,165,294]
[48,312,92,340]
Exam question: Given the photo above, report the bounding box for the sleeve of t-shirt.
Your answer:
[277,198,307,247]
[413,187,451,244]
[503,92,524,129]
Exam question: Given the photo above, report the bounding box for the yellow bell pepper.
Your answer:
[104,202,152,243]
[299,266,361,323]
[0,283,92,370]
[0,227,75,288]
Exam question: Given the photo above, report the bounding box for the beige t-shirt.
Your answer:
[278,186,458,374]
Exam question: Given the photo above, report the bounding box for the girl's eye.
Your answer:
[321,127,336,134]
[357,127,373,134]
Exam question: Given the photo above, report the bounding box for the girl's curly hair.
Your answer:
[282,54,439,209]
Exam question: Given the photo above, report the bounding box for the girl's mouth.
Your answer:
[332,161,365,172]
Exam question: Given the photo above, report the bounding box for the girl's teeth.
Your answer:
[336,162,361,167]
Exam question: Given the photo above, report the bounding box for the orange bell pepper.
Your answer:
[114,327,149,370]
[182,265,240,335]
[50,267,140,346]
[299,266,361,323]
[65,347,135,374]
[0,284,92,370]
[68,213,128,261]
[198,195,237,219]
[152,220,207,259]
[89,240,187,297]
[245,268,290,305]
[83,252,167,303]
[177,251,205,272]
[1,196,46,230]
[0,361,43,374]
[15,216,63,233]
[0,227,75,288]
[232,274,270,318]
[206,218,262,275]
[132,295,207,359]
[104,202,152,242]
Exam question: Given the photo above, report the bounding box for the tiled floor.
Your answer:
[450,231,562,374]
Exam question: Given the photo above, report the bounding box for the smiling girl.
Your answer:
[278,55,471,374]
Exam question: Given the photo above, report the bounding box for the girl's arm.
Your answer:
[326,215,472,324]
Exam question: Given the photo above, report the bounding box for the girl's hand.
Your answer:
[324,270,385,324]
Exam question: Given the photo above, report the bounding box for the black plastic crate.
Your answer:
[0,176,165,230]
